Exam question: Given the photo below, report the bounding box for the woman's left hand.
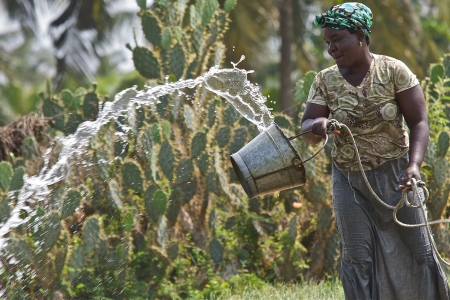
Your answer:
[399,164,421,191]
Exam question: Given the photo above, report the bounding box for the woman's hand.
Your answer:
[399,164,421,191]
[311,117,329,139]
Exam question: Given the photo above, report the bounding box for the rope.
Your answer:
[327,119,450,267]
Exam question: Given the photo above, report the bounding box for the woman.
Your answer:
[301,3,449,299]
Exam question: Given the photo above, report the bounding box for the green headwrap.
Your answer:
[314,2,373,37]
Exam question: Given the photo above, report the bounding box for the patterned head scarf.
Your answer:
[314,2,373,37]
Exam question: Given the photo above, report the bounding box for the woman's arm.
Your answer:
[396,85,429,189]
[300,103,331,144]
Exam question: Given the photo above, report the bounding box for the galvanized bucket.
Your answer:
[230,122,328,199]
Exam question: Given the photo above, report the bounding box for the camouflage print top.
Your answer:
[306,54,420,171]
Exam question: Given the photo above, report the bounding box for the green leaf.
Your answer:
[430,64,444,84]
[161,28,173,49]
[0,162,13,192]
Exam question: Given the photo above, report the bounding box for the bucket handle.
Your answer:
[288,130,329,164]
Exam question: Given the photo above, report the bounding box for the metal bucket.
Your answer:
[230,122,327,199]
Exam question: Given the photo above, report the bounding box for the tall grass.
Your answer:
[210,278,345,300]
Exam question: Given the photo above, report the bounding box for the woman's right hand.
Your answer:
[311,117,329,139]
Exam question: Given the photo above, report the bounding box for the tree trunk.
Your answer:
[279,0,293,116]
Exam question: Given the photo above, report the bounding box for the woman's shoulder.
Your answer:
[316,64,339,79]
[372,54,409,70]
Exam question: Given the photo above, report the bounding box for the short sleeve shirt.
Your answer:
[306,54,420,171]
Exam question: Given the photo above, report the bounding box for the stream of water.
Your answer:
[0,65,274,252]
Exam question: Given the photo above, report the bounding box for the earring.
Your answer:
[359,41,362,46]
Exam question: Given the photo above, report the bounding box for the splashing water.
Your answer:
[0,66,273,251]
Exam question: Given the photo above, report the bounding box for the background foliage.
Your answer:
[0,0,449,299]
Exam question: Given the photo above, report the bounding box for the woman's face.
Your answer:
[323,27,362,69]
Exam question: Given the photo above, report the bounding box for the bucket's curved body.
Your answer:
[230,123,306,199]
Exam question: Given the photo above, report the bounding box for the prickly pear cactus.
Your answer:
[3,0,448,296]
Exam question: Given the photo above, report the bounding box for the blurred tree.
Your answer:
[0,0,139,90]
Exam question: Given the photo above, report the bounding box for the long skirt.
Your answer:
[332,153,449,300]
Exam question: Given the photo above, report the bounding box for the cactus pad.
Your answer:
[161,27,173,49]
[181,178,197,203]
[133,46,162,79]
[68,246,85,281]
[176,158,194,184]
[215,126,231,148]
[10,166,25,191]
[0,162,13,192]
[436,131,450,158]
[83,217,100,252]
[191,132,207,158]
[443,54,450,78]
[223,105,240,125]
[224,0,237,12]
[159,140,174,180]
[157,217,167,249]
[22,137,41,161]
[202,0,219,27]
[288,215,297,244]
[196,152,210,174]
[108,179,123,208]
[142,11,162,46]
[151,123,162,144]
[229,127,247,154]
[162,120,171,140]
[183,104,196,131]
[61,190,81,218]
[166,189,181,226]
[123,212,134,231]
[209,238,223,265]
[83,92,99,121]
[6,237,33,266]
[145,184,162,222]
[167,242,179,260]
[34,212,61,253]
[274,116,292,130]
[0,195,10,223]
[65,112,83,134]
[42,98,65,131]
[169,43,186,80]
[122,161,144,194]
